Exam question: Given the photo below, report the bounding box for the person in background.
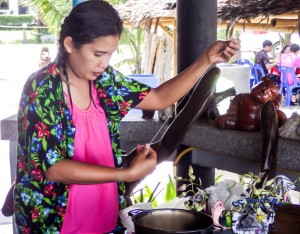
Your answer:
[280,43,300,85]
[255,40,278,79]
[280,43,299,68]
[280,43,300,105]
[13,0,240,233]
[39,46,51,68]
[271,44,291,75]
[289,43,300,72]
[280,44,291,56]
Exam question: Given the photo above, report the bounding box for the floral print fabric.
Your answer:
[14,62,151,233]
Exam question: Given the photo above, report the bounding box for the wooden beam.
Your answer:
[123,17,176,28]
[218,22,298,34]
[271,18,300,27]
[269,12,299,19]
[158,22,173,40]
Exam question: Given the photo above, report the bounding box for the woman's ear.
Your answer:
[63,36,73,53]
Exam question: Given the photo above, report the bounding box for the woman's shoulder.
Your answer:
[25,62,60,86]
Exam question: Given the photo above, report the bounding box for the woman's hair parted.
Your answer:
[58,0,123,67]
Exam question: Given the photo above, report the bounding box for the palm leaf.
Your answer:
[19,0,71,33]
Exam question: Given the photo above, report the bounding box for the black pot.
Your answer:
[129,209,217,234]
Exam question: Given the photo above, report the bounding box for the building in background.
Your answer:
[0,0,28,15]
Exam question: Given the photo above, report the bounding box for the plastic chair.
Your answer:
[237,59,256,88]
[277,66,300,106]
[253,63,266,85]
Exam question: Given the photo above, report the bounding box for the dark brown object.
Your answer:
[257,101,278,188]
[215,79,287,131]
[270,204,300,233]
[123,67,220,205]
[1,181,15,217]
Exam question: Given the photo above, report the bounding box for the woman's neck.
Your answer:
[60,65,91,110]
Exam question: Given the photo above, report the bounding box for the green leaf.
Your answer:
[265,178,275,187]
[19,0,71,33]
[43,197,52,205]
[165,174,176,202]
[42,137,47,151]
[215,174,223,183]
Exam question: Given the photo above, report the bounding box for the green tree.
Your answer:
[20,0,143,73]
[19,0,71,33]
[19,0,127,33]
[116,26,144,74]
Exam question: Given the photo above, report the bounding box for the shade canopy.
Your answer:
[116,0,300,34]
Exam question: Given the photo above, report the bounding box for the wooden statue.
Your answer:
[215,78,287,131]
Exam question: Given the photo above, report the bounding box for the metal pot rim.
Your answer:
[131,208,214,233]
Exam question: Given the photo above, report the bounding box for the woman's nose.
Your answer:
[98,58,109,69]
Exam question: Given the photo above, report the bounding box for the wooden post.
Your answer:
[176,0,217,189]
[22,23,27,44]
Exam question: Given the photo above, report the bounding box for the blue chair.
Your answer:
[237,59,256,88]
[277,66,300,106]
[253,63,266,85]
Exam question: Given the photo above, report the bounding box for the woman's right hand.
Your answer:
[126,144,157,182]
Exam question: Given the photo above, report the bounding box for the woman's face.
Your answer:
[65,35,119,80]
[283,46,291,54]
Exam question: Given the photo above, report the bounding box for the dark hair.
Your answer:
[281,44,290,53]
[57,0,123,110]
[58,0,123,66]
[262,40,273,48]
[290,43,300,53]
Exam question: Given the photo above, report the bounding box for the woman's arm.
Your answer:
[45,144,157,184]
[136,39,240,110]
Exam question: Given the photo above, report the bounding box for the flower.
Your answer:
[175,166,299,234]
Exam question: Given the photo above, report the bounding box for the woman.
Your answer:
[14,0,240,233]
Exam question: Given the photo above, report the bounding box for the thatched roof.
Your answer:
[116,0,300,34]
[115,0,176,27]
[218,0,300,34]
[218,0,300,21]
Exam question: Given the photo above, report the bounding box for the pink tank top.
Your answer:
[61,82,118,234]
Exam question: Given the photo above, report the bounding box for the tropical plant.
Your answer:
[18,0,128,34]
[115,26,144,74]
[19,0,71,33]
[19,0,143,73]
[131,174,177,207]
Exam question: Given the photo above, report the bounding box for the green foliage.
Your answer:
[214,174,224,183]
[107,0,128,4]
[217,29,240,41]
[115,27,144,74]
[176,165,207,212]
[0,15,35,30]
[131,175,177,207]
[19,0,71,33]
[165,174,177,202]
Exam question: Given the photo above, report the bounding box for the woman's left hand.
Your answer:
[206,39,241,64]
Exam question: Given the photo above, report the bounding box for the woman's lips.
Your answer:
[93,72,102,76]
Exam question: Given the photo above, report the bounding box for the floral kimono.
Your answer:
[14,62,151,233]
